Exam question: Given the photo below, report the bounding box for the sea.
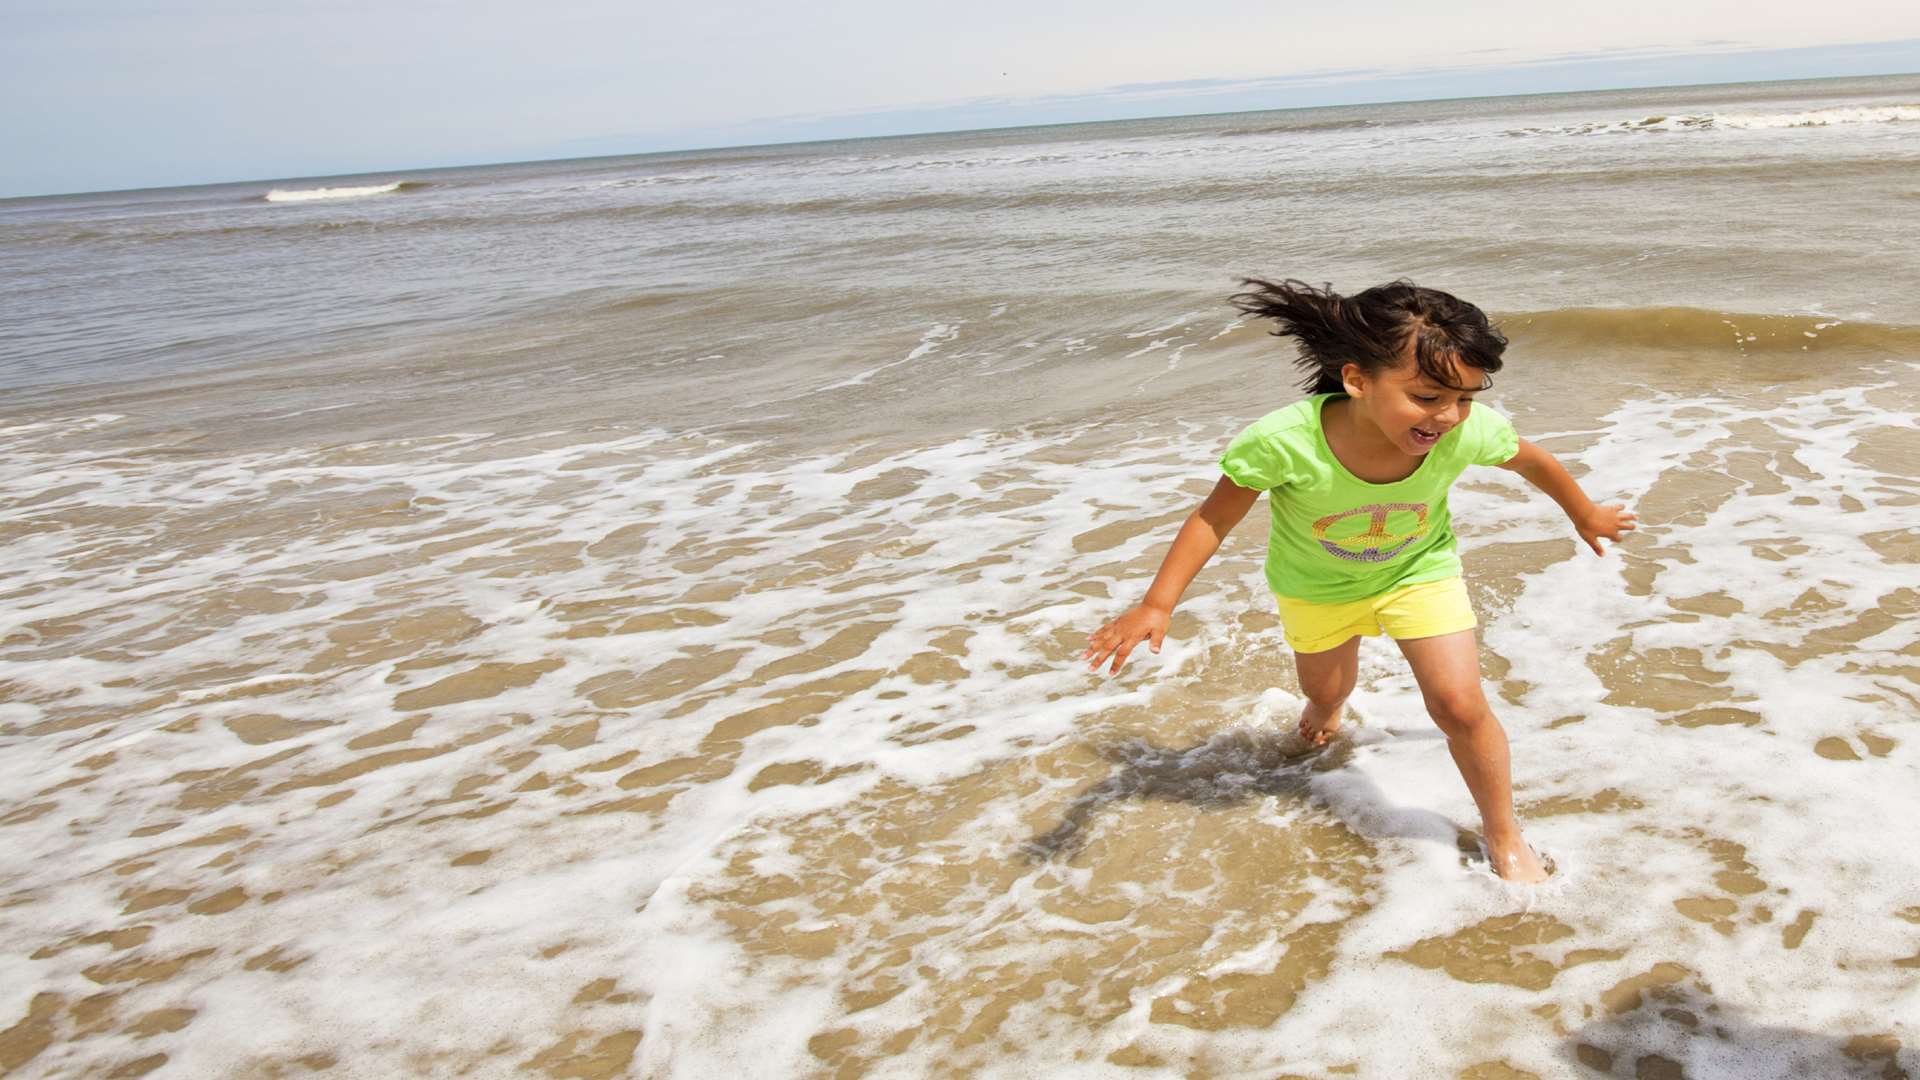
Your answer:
[2,73,1918,1078]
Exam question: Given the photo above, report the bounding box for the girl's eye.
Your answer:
[1413,395,1439,403]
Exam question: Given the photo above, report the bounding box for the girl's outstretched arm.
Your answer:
[1496,439,1638,556]
[1083,475,1261,675]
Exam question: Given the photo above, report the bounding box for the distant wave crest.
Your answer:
[1214,116,1403,138]
[1508,104,1920,137]
[263,181,420,203]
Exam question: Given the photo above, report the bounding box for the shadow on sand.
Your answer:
[1021,724,1462,862]
[1561,963,1911,1078]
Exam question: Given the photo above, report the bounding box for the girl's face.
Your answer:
[1342,357,1488,457]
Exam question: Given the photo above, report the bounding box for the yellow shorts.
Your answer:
[1274,577,1478,654]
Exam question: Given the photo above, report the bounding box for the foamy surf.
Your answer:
[263,181,411,202]
[1508,103,1920,137]
[1,354,1916,1076]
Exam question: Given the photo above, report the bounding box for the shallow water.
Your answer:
[3,344,1916,1076]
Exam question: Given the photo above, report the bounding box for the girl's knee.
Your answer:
[1299,669,1356,712]
[1425,688,1492,733]
[1303,686,1351,714]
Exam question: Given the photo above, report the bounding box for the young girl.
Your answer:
[1082,278,1636,883]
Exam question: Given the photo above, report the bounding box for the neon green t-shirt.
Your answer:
[1218,393,1519,603]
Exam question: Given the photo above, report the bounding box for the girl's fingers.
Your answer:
[1084,626,1115,662]
[1085,635,1111,666]
[1114,629,1154,672]
[1086,623,1167,673]
[1089,633,1125,670]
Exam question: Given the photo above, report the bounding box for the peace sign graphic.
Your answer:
[1312,502,1431,563]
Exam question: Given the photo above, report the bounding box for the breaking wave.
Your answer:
[1507,104,1920,137]
[263,181,423,203]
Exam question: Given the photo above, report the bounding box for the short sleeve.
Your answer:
[1219,423,1291,491]
[1467,404,1520,466]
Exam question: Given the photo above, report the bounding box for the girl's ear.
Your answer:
[1340,363,1368,398]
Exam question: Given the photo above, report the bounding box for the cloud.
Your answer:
[581,37,1851,147]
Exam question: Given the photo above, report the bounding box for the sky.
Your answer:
[3,0,1920,197]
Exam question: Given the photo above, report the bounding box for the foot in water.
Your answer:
[1298,701,1344,747]
[1487,834,1550,884]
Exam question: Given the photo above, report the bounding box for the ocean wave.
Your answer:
[1497,305,1920,354]
[1505,104,1920,137]
[598,173,730,189]
[590,175,1303,221]
[262,181,422,203]
[1212,115,1410,138]
[1715,104,1920,129]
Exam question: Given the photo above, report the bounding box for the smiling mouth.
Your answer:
[1411,426,1443,444]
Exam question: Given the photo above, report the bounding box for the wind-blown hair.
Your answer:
[1229,278,1507,395]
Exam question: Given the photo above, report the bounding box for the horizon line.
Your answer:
[9,63,1918,202]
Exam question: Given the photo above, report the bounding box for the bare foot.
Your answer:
[1298,703,1344,748]
[1486,834,1549,884]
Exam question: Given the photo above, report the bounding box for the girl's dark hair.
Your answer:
[1229,278,1506,395]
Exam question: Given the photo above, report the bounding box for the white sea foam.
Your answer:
[1715,104,1920,129]
[263,182,407,202]
[1,372,1917,1076]
[1509,104,1920,137]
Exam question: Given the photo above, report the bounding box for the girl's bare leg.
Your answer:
[1293,635,1361,747]
[1395,630,1549,883]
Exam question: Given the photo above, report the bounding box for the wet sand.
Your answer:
[2,333,1916,1076]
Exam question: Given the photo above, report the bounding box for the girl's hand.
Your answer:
[1575,504,1638,556]
[1083,604,1171,675]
